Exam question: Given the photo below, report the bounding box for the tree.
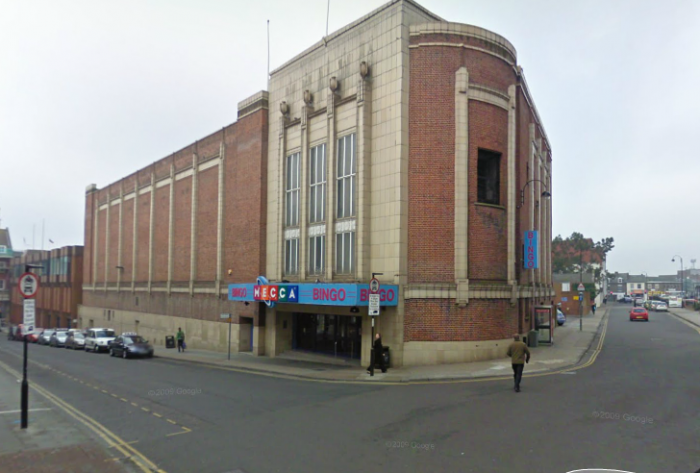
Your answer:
[552,232,615,295]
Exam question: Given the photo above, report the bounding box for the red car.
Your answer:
[26,329,44,343]
[630,307,649,321]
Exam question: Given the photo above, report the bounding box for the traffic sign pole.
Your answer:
[19,268,41,429]
[369,272,383,377]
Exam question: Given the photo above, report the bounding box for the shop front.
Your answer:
[228,277,399,360]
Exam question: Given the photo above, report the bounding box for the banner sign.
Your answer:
[228,278,399,308]
[524,230,539,269]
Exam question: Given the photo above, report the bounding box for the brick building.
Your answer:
[8,246,83,329]
[231,0,553,366]
[0,229,14,326]
[79,92,269,352]
[82,0,553,366]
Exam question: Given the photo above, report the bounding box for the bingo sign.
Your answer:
[523,231,539,269]
[228,277,399,308]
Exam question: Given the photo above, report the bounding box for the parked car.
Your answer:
[109,333,154,359]
[65,331,86,349]
[26,328,44,343]
[668,297,682,308]
[38,329,55,345]
[629,307,649,322]
[654,302,668,312]
[84,328,116,353]
[556,309,566,326]
[623,295,633,303]
[49,329,69,347]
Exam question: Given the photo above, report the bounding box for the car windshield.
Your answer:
[43,330,55,336]
[633,309,645,313]
[73,333,85,339]
[95,330,115,338]
[125,336,146,344]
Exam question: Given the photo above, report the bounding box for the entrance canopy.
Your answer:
[228,278,399,308]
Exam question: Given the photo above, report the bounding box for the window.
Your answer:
[309,144,326,223]
[477,149,501,205]
[637,284,642,289]
[285,153,300,227]
[561,282,570,292]
[308,235,325,274]
[336,134,356,219]
[336,232,355,274]
[285,238,299,275]
[618,278,623,283]
[0,280,5,290]
[0,246,6,254]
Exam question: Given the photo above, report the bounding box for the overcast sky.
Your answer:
[1,0,698,276]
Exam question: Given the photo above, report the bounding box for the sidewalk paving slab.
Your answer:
[154,307,609,384]
[668,307,700,329]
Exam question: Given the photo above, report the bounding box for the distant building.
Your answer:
[0,228,14,326]
[9,246,84,329]
[553,273,595,315]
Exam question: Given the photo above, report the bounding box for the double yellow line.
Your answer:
[0,359,165,473]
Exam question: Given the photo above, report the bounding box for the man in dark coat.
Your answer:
[367,333,386,373]
[506,334,531,392]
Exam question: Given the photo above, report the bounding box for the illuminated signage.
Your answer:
[524,231,538,269]
[228,278,399,307]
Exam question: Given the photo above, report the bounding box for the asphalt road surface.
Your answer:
[1,305,699,473]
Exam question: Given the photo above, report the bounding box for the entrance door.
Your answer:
[293,313,361,359]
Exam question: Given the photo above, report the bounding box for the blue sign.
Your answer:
[228,279,399,307]
[524,230,539,269]
[561,297,568,302]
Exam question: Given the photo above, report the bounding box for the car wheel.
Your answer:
[122,350,128,360]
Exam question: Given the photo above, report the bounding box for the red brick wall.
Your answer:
[405,299,518,342]
[121,199,134,279]
[468,101,508,281]
[173,176,192,282]
[196,167,218,281]
[136,193,151,282]
[152,185,170,283]
[96,207,107,284]
[108,203,120,283]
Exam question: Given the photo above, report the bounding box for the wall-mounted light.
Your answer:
[350,306,360,314]
[115,265,124,271]
[280,101,289,116]
[329,77,340,93]
[359,61,370,79]
[303,90,313,105]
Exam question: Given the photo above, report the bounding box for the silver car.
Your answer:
[39,329,56,345]
[49,330,69,347]
[66,331,86,349]
[655,302,668,312]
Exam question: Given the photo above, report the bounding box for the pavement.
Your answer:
[153,306,609,383]
[668,305,700,329]
[0,357,134,473]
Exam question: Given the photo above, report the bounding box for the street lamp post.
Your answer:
[672,255,684,296]
[517,179,551,333]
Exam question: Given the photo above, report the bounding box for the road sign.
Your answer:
[18,272,39,298]
[368,294,380,316]
[369,278,381,294]
[577,283,585,292]
[23,299,35,332]
[220,313,231,319]
[573,296,579,301]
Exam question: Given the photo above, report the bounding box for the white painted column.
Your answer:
[148,174,155,294]
[167,164,175,295]
[104,192,110,290]
[92,205,99,289]
[357,77,372,281]
[277,116,287,281]
[216,141,225,295]
[507,85,517,285]
[300,106,311,281]
[131,183,138,291]
[189,155,199,295]
[325,90,337,281]
[117,187,124,291]
[454,67,469,304]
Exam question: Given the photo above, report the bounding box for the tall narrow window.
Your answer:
[336,134,356,218]
[336,231,355,274]
[285,238,299,275]
[285,153,300,226]
[308,235,325,274]
[309,144,326,223]
[477,149,501,205]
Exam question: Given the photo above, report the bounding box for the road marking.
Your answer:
[102,389,109,394]
[0,408,52,415]
[120,398,128,403]
[109,440,140,448]
[152,412,162,418]
[0,359,164,473]
[131,402,139,407]
[111,394,119,398]
[166,418,177,425]
[141,407,150,413]
[166,426,192,437]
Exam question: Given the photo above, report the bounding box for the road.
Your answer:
[1,304,699,473]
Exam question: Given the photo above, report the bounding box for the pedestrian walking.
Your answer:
[591,303,597,314]
[603,296,607,305]
[176,327,186,353]
[367,333,386,374]
[506,334,530,393]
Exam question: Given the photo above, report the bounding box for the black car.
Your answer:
[109,333,154,359]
